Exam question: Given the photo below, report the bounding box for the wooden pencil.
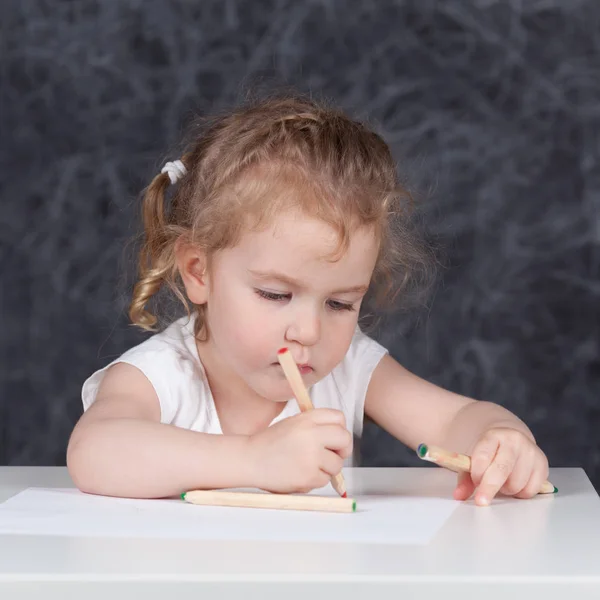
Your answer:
[276,347,348,498]
[416,443,558,494]
[182,490,356,513]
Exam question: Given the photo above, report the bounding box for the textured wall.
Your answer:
[1,0,599,491]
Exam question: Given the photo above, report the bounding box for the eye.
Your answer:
[327,299,355,312]
[255,289,291,302]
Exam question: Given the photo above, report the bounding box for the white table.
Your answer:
[1,466,599,599]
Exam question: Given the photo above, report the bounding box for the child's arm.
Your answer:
[365,355,549,505]
[67,363,254,498]
[67,363,351,498]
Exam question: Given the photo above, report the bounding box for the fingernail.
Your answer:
[478,494,490,506]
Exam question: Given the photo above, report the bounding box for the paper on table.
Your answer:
[0,485,458,545]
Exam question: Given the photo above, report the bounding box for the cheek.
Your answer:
[213,291,279,364]
[236,318,277,362]
[321,315,358,364]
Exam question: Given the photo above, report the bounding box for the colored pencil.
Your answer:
[182,490,356,513]
[416,443,557,494]
[277,347,348,498]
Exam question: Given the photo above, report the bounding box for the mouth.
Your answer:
[273,362,314,375]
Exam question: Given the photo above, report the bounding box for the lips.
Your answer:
[273,361,313,374]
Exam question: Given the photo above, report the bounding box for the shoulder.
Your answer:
[332,325,389,387]
[312,325,388,437]
[82,316,206,424]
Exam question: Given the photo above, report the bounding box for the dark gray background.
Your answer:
[2,0,599,491]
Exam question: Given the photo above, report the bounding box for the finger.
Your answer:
[453,470,476,501]
[307,408,347,427]
[515,454,549,499]
[475,444,519,506]
[499,451,534,497]
[317,425,353,455]
[319,449,344,477]
[469,436,500,487]
[303,471,331,492]
[333,440,354,460]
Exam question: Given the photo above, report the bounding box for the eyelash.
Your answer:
[255,289,355,312]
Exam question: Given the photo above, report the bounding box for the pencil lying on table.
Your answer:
[277,347,348,498]
[416,443,558,494]
[182,490,356,513]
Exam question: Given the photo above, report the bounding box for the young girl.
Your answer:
[67,94,550,507]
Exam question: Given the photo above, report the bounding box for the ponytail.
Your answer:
[129,170,179,330]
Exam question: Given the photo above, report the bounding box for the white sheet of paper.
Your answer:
[0,486,458,545]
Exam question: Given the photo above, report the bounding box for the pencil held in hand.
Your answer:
[277,347,348,498]
[182,490,356,513]
[416,443,557,495]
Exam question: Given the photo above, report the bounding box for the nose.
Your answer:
[284,303,321,347]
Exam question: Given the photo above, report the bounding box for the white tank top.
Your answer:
[82,315,388,464]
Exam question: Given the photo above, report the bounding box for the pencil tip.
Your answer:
[277,347,288,354]
[553,486,558,494]
[352,500,357,512]
[181,493,186,501]
[341,492,347,498]
[417,443,428,458]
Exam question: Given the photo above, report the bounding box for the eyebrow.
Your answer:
[248,269,369,295]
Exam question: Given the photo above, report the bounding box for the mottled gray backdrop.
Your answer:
[2,0,599,491]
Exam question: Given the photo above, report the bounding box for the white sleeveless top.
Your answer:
[82,316,388,464]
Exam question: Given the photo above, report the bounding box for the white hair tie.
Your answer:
[160,159,187,184]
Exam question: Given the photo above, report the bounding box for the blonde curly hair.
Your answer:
[129,93,434,340]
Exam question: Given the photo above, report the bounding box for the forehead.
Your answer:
[226,210,379,282]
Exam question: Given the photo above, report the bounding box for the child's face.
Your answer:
[201,210,380,403]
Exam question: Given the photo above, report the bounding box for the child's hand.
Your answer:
[247,409,352,494]
[453,427,550,506]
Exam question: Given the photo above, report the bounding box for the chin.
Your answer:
[266,382,296,402]
[245,379,291,404]
[252,369,318,403]
[272,396,292,404]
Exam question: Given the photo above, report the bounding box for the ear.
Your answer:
[175,239,209,305]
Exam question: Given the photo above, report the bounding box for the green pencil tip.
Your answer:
[553,486,558,494]
[352,500,357,512]
[417,443,428,458]
[181,493,186,501]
